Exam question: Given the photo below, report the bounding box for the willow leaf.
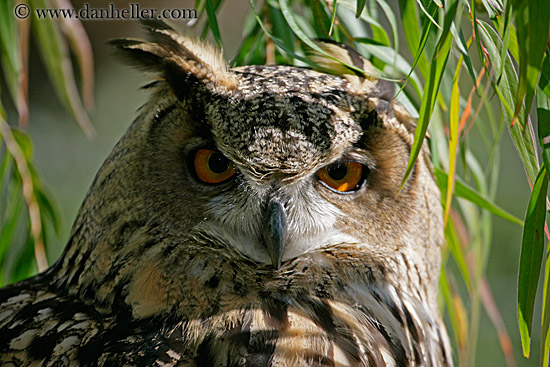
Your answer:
[518,164,548,357]
[399,0,458,192]
[512,0,550,127]
[205,0,222,47]
[355,0,367,17]
[29,0,94,138]
[477,20,539,184]
[444,58,462,226]
[434,167,523,225]
[542,252,550,367]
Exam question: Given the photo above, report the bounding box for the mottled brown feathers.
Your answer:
[0,20,452,366]
[309,39,395,101]
[111,19,237,101]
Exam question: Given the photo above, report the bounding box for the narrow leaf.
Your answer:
[328,0,338,36]
[399,0,457,192]
[440,267,469,351]
[54,0,94,109]
[0,192,23,272]
[540,52,550,100]
[538,54,550,174]
[277,0,389,79]
[396,0,438,96]
[518,164,548,357]
[445,216,472,291]
[398,0,429,77]
[478,20,539,184]
[205,0,223,47]
[444,58,462,226]
[542,250,550,367]
[512,0,550,127]
[0,0,28,124]
[248,0,313,66]
[414,0,442,30]
[355,0,367,17]
[29,0,94,137]
[434,167,523,225]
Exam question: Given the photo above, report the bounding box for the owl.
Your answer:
[0,20,452,366]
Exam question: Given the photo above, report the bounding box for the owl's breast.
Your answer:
[0,250,450,367]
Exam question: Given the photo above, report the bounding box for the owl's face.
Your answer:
[29,23,451,366]
[57,22,443,318]
[139,63,430,273]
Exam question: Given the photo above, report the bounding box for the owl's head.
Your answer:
[56,21,443,313]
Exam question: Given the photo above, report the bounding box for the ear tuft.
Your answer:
[110,20,237,101]
[310,40,395,100]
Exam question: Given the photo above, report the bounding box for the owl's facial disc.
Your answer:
[195,158,363,269]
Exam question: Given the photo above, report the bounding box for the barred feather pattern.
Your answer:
[0,20,452,366]
[0,252,450,367]
[0,241,450,366]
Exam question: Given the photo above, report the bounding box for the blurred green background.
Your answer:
[2,0,540,366]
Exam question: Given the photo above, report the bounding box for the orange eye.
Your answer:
[318,161,365,193]
[193,149,236,184]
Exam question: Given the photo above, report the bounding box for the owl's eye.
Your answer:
[318,161,367,193]
[193,149,236,184]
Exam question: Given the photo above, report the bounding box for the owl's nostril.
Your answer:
[263,198,287,269]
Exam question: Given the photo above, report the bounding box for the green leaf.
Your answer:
[0,185,23,280]
[540,52,550,100]
[35,187,60,235]
[9,235,37,284]
[414,0,442,30]
[495,1,513,83]
[542,253,550,367]
[399,0,458,192]
[538,55,550,181]
[0,0,21,100]
[205,0,223,47]
[232,11,264,66]
[538,58,550,366]
[397,0,440,98]
[450,21,476,84]
[518,164,548,358]
[398,0,429,77]
[278,0,343,65]
[304,0,332,37]
[375,0,399,51]
[328,0,338,36]
[477,20,540,185]
[249,0,312,66]
[29,0,94,138]
[439,266,467,349]
[480,0,504,19]
[512,0,550,127]
[538,91,550,177]
[277,0,397,80]
[339,0,384,28]
[443,58,462,226]
[445,217,472,291]
[355,0,367,17]
[0,0,27,123]
[434,167,523,226]
[353,40,422,92]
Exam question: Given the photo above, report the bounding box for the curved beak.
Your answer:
[263,198,287,269]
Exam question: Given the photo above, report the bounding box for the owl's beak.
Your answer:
[264,198,287,269]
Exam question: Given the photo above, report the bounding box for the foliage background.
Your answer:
[0,0,548,366]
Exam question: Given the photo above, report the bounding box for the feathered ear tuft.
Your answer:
[309,40,395,100]
[110,20,237,101]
